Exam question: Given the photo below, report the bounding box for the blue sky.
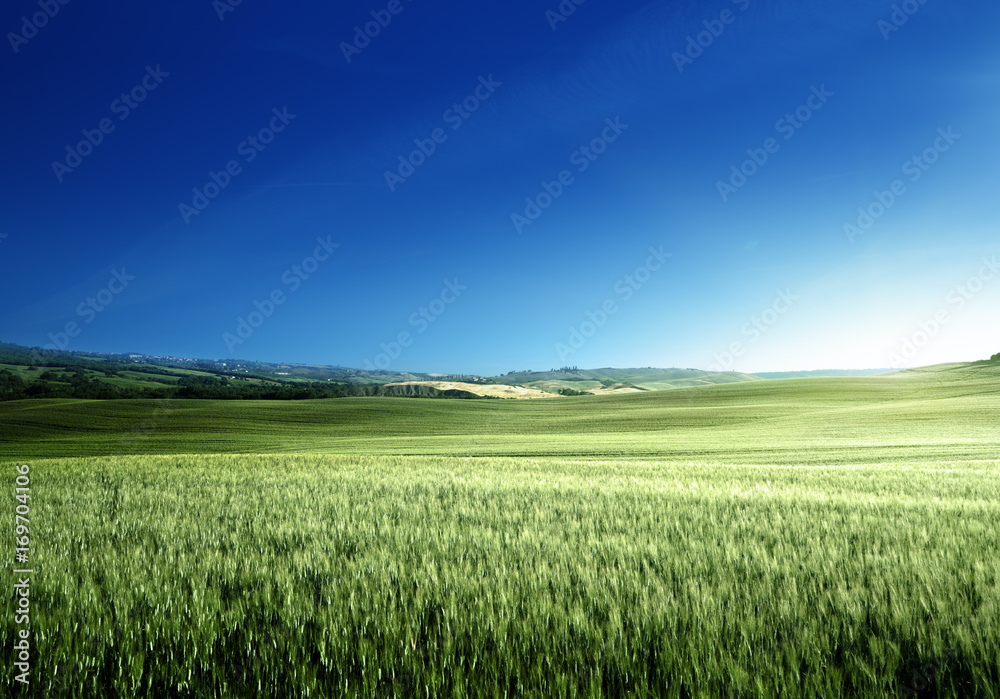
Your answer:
[2,0,998,374]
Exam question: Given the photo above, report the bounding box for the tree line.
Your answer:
[0,369,384,402]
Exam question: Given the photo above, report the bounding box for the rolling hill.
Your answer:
[0,341,767,401]
[3,358,997,463]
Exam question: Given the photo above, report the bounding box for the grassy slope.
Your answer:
[2,361,998,464]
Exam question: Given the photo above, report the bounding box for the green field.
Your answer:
[3,361,998,463]
[2,361,999,697]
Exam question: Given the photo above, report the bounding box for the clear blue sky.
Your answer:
[2,0,998,374]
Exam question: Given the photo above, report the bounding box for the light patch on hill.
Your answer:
[589,385,644,395]
[523,379,643,395]
[383,381,559,399]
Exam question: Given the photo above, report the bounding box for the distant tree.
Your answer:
[991,352,1000,362]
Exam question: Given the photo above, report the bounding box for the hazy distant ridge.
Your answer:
[750,369,894,379]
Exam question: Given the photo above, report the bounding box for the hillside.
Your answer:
[0,341,762,401]
[2,340,993,407]
[0,341,488,400]
[3,358,998,463]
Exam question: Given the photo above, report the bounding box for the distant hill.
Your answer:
[3,339,992,402]
[6,357,999,461]
[750,369,894,379]
[491,367,763,393]
[0,342,762,402]
[0,341,494,401]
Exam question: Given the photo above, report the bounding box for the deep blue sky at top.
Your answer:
[2,0,998,374]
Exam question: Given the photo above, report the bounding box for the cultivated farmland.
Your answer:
[1,361,999,697]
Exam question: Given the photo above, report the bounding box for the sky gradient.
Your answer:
[3,0,999,375]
